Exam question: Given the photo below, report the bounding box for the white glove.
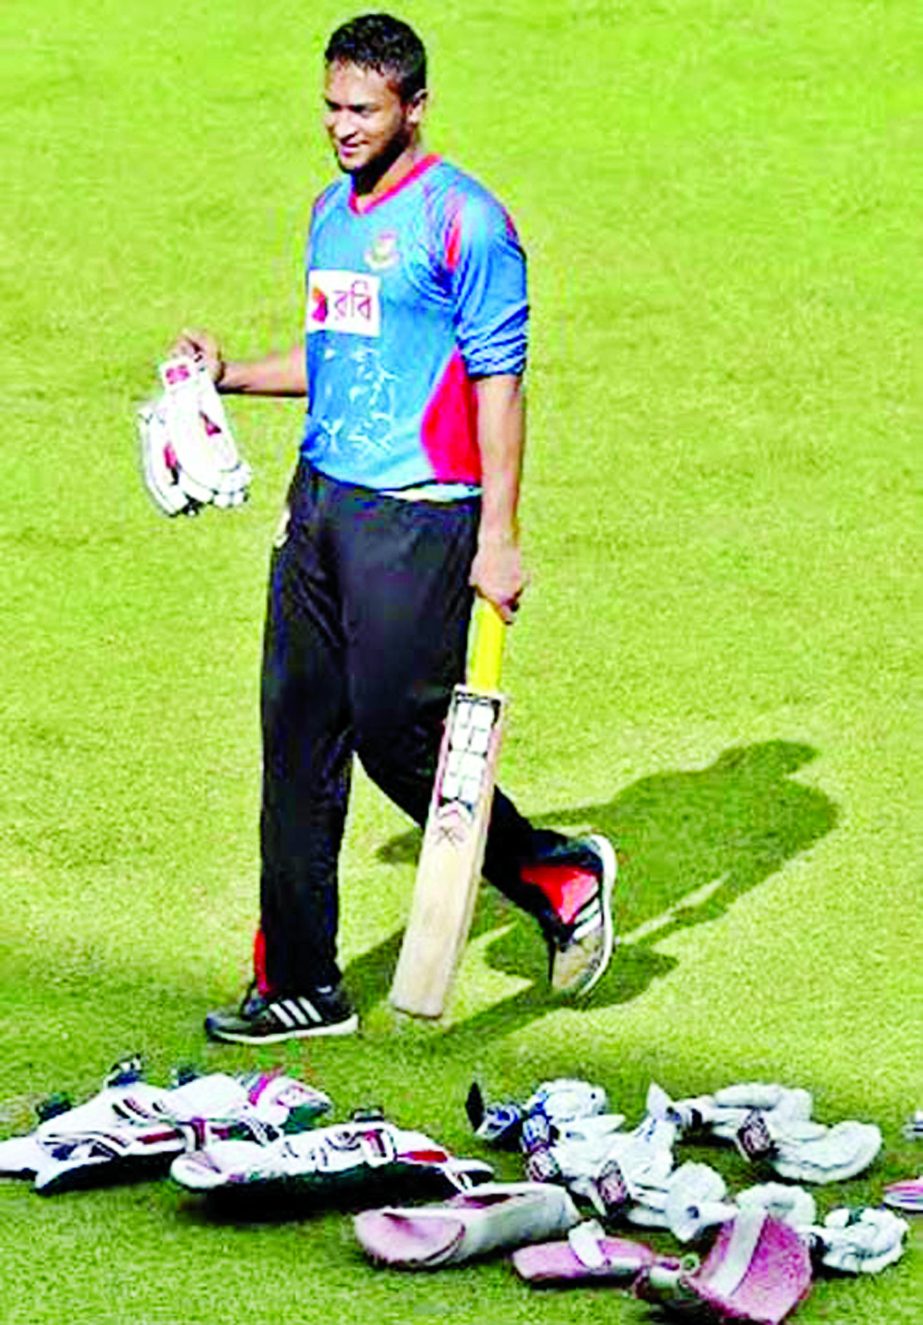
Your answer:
[138,397,195,515]
[663,1081,879,1183]
[534,1112,677,1220]
[736,1181,817,1230]
[627,1161,733,1240]
[139,356,250,515]
[769,1119,882,1184]
[519,1078,610,1168]
[810,1206,909,1274]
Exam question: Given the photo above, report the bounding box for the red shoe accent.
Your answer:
[253,927,270,997]
[520,864,598,925]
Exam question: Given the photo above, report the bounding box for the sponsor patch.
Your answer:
[307,269,380,336]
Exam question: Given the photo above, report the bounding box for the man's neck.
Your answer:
[351,140,425,211]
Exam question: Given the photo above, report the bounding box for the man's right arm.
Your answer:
[173,329,306,397]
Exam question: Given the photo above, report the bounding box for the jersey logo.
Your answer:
[307,270,381,337]
[364,230,400,271]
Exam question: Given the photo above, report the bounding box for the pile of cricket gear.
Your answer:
[0,1057,488,1203]
[0,1062,916,1325]
[138,355,250,515]
[434,1077,911,1322]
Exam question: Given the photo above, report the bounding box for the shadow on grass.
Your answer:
[343,741,837,1044]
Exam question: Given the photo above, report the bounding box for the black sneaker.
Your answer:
[205,982,359,1044]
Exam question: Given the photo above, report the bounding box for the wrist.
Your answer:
[477,524,519,548]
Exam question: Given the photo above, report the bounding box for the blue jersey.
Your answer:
[301,155,527,492]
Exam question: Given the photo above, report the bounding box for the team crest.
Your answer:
[364,230,400,271]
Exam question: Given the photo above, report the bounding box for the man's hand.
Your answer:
[470,535,527,623]
[173,328,224,384]
[168,334,306,397]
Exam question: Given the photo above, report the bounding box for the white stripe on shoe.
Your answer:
[297,997,322,1023]
[282,999,309,1026]
[270,1001,295,1028]
[575,834,617,996]
[572,901,602,941]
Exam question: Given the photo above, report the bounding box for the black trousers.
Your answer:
[259,462,548,993]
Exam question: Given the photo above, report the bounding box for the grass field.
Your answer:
[1,0,920,1320]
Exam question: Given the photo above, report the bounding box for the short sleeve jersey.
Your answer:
[301,154,527,492]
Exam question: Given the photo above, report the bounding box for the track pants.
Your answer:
[259,462,553,994]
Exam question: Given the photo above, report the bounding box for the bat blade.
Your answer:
[389,603,507,1019]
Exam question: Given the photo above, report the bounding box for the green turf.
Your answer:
[1,0,920,1320]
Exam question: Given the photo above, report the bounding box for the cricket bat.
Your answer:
[389,598,507,1018]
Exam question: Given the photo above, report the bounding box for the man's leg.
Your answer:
[331,485,480,827]
[329,481,616,998]
[206,464,358,1042]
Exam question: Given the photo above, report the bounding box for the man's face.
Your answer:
[323,61,424,176]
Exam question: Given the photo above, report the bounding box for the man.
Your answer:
[179,13,616,1043]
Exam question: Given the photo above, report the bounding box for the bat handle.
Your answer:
[469,598,506,691]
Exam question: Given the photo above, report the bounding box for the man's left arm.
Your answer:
[470,373,526,622]
[447,190,530,621]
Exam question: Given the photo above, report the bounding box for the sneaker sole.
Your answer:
[205,1014,360,1045]
[573,833,617,998]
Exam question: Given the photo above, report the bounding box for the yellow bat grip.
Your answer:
[468,598,506,691]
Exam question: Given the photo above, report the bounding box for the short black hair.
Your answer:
[325,13,427,102]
